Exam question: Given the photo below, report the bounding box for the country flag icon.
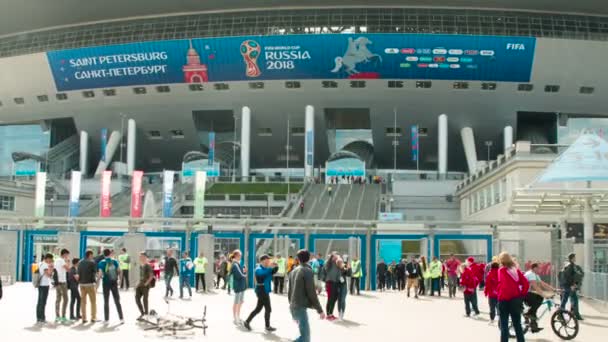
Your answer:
[480,50,495,56]
[401,48,416,54]
[406,56,419,62]
[385,48,399,54]
[417,63,429,68]
[428,63,439,68]
[433,56,446,62]
[449,64,461,69]
[400,63,412,68]
[447,57,459,62]
[448,49,463,55]
[432,48,447,55]
[464,50,479,55]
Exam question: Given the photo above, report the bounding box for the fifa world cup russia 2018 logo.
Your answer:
[240,40,262,77]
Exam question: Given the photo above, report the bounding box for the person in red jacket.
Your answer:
[460,257,480,317]
[497,252,530,342]
[483,262,500,324]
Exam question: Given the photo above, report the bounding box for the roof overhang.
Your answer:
[510,188,608,215]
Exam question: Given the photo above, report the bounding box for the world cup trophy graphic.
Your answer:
[240,40,262,77]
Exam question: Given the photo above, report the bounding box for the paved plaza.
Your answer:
[1,281,606,341]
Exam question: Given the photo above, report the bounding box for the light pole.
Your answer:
[484,140,493,161]
[392,108,398,174]
[233,113,238,181]
[119,113,126,164]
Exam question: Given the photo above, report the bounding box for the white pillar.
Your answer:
[503,126,514,153]
[583,199,594,272]
[240,106,251,178]
[79,131,88,176]
[461,127,478,174]
[127,119,136,175]
[304,105,315,179]
[438,114,448,176]
[94,130,122,176]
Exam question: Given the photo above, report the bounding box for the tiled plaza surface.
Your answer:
[1,281,606,341]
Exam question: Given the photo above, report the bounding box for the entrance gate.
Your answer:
[370,234,429,290]
[309,233,367,290]
[248,233,304,286]
[23,230,58,281]
[433,234,493,263]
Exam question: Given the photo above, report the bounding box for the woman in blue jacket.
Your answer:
[230,250,247,325]
[243,254,278,332]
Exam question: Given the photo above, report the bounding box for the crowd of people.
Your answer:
[18,243,586,342]
[374,252,585,342]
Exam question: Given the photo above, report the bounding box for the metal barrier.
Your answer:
[581,272,608,303]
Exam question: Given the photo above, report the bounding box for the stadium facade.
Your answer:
[1,1,608,178]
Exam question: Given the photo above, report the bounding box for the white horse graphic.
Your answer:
[331,37,383,75]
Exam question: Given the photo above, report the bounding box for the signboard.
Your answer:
[100,170,112,217]
[208,132,215,166]
[379,240,402,264]
[162,170,174,218]
[193,171,207,219]
[47,33,535,91]
[567,223,608,242]
[100,128,108,162]
[326,158,366,180]
[378,212,404,221]
[69,170,81,217]
[34,172,46,217]
[182,160,220,178]
[411,125,419,162]
[130,170,143,218]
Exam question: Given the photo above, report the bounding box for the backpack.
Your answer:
[573,265,584,284]
[149,277,156,288]
[32,264,42,288]
[105,260,118,282]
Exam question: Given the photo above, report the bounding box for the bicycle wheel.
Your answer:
[551,310,579,340]
[508,315,529,338]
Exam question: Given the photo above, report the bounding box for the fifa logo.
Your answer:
[240,40,262,77]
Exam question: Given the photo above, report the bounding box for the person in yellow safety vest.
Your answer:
[429,256,443,296]
[273,254,287,294]
[419,256,430,296]
[349,257,362,295]
[193,252,208,293]
[118,248,131,290]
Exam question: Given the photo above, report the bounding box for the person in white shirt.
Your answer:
[524,263,556,333]
[54,249,71,323]
[36,254,54,324]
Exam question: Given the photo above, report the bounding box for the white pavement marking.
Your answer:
[1,282,606,341]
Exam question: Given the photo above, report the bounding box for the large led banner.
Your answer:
[47,33,535,91]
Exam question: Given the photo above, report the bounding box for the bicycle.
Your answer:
[139,300,208,336]
[509,294,579,340]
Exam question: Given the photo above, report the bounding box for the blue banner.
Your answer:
[100,128,108,162]
[411,125,419,162]
[378,212,404,221]
[47,34,535,91]
[306,131,313,167]
[208,132,215,166]
[379,240,402,264]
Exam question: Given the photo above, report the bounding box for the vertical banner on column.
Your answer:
[100,128,108,162]
[131,170,143,218]
[208,132,215,166]
[411,125,419,162]
[100,170,112,217]
[69,171,82,217]
[193,171,207,219]
[34,172,47,217]
[163,170,175,218]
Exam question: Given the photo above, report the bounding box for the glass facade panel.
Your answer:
[0,124,50,176]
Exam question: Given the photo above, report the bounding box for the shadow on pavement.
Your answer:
[335,319,363,327]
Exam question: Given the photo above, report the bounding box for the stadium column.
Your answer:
[438,114,448,177]
[79,131,88,176]
[304,105,315,179]
[127,119,136,175]
[460,127,478,174]
[240,106,251,179]
[94,130,122,176]
[503,126,514,153]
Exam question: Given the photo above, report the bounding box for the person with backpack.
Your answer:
[560,253,584,320]
[164,249,179,298]
[288,250,325,342]
[135,252,155,320]
[67,258,81,321]
[36,253,54,324]
[217,255,228,290]
[78,250,98,323]
[53,248,71,323]
[179,251,194,299]
[97,249,124,324]
[230,250,247,326]
[118,248,131,290]
[405,256,421,298]
[497,252,529,342]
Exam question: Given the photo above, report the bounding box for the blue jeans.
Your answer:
[338,283,347,313]
[291,307,310,342]
[180,275,192,298]
[560,287,580,316]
